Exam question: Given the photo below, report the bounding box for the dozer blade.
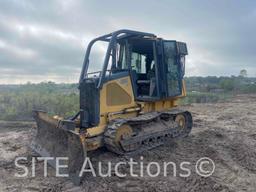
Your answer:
[31,110,86,185]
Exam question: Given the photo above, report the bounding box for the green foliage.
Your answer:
[0,82,79,121]
[239,69,247,78]
[220,79,235,91]
[239,84,256,93]
[0,75,255,121]
[185,76,256,93]
[182,75,256,104]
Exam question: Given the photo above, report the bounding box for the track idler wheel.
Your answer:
[175,111,193,137]
[104,124,134,154]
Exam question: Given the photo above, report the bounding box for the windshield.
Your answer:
[87,41,108,77]
[86,40,128,78]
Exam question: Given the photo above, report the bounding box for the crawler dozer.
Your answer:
[31,29,192,184]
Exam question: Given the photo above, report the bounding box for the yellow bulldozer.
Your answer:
[31,29,193,184]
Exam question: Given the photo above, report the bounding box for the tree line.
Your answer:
[0,74,255,121]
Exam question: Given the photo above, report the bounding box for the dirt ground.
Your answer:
[0,94,256,192]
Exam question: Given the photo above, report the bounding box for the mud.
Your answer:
[0,94,256,192]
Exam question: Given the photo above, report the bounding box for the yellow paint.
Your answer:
[86,76,139,137]
[86,77,187,137]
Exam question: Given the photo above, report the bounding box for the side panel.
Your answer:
[101,75,137,112]
[79,79,100,128]
[106,82,132,106]
[86,75,139,137]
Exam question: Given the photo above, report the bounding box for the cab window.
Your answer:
[129,39,157,98]
[131,52,146,73]
[163,41,182,97]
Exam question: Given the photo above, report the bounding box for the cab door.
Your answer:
[162,41,183,97]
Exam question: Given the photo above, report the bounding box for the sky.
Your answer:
[0,0,255,84]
